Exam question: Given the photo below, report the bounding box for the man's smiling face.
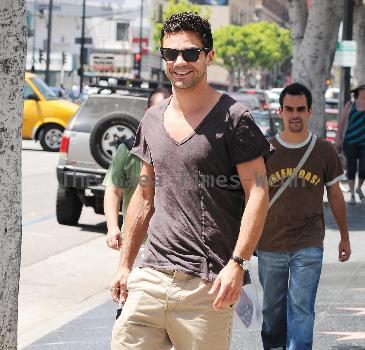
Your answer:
[162,31,213,90]
[280,94,312,133]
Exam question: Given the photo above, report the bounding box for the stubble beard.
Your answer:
[288,120,304,133]
[167,68,206,90]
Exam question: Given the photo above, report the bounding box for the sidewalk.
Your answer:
[22,197,365,350]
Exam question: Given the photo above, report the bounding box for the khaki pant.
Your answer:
[111,267,233,350]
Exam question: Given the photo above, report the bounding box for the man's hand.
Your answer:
[208,260,244,311]
[110,267,131,303]
[339,238,351,262]
[106,227,121,250]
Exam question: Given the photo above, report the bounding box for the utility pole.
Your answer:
[31,0,38,73]
[339,0,354,119]
[138,0,144,79]
[79,0,86,94]
[45,0,53,85]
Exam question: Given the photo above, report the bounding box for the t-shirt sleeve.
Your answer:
[102,143,129,187]
[230,111,273,167]
[324,142,344,187]
[130,122,153,165]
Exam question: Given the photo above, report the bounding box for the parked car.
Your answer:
[325,98,339,121]
[23,73,79,151]
[325,120,338,144]
[251,109,278,138]
[267,91,281,112]
[325,87,340,100]
[229,93,279,137]
[238,88,271,110]
[270,87,283,96]
[228,92,261,110]
[56,93,147,225]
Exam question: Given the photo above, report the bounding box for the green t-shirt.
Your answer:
[103,143,142,230]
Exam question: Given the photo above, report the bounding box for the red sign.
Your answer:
[132,38,149,55]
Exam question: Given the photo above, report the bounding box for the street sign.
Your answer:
[333,40,357,67]
[75,37,93,45]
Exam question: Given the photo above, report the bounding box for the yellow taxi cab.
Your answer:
[23,72,79,151]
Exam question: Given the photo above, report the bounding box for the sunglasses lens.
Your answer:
[162,49,179,61]
[182,49,200,62]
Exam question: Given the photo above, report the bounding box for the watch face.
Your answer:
[241,261,250,269]
[232,256,250,269]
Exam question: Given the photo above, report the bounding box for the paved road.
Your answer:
[19,143,365,349]
[19,141,116,348]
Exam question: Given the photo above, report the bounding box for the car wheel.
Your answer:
[39,124,64,152]
[56,185,83,225]
[89,114,139,169]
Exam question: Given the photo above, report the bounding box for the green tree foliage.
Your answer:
[152,0,210,50]
[213,21,292,78]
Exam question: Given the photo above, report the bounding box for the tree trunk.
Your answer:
[0,1,27,348]
[354,0,365,85]
[228,67,235,92]
[288,0,308,72]
[288,0,343,136]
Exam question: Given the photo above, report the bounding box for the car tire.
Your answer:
[56,185,83,225]
[89,114,139,169]
[39,124,64,152]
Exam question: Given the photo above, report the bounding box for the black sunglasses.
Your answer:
[160,47,211,62]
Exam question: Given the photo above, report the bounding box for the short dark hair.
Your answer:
[279,83,312,109]
[147,86,172,108]
[160,12,213,49]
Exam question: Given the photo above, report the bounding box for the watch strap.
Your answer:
[231,255,249,269]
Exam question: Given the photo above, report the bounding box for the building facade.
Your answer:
[26,0,155,87]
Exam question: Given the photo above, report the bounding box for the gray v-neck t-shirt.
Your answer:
[131,93,271,282]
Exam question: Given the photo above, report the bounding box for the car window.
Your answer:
[24,82,36,99]
[30,76,58,100]
[229,93,261,109]
[252,116,271,135]
[273,117,284,132]
[236,96,260,108]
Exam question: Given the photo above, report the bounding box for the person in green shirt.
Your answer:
[103,87,172,250]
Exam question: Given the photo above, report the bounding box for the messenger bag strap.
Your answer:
[269,134,317,209]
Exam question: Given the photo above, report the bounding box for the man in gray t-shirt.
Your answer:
[110,12,271,350]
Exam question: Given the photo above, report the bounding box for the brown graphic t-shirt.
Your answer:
[131,94,272,282]
[257,132,343,252]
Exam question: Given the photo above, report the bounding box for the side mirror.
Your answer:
[26,94,39,101]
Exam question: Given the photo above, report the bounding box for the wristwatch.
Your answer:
[231,255,250,270]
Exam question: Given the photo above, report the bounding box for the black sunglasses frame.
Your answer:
[160,47,211,62]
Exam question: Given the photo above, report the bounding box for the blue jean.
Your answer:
[257,247,323,350]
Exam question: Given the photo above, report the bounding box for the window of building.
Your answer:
[116,23,129,41]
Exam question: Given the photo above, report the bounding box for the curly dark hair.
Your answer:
[160,12,213,49]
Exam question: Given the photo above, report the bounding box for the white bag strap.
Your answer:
[269,134,317,209]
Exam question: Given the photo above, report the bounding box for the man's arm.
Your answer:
[104,186,123,250]
[327,182,351,262]
[209,156,269,310]
[110,161,155,303]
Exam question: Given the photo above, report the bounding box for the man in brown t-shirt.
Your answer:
[257,83,351,350]
[109,12,272,350]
